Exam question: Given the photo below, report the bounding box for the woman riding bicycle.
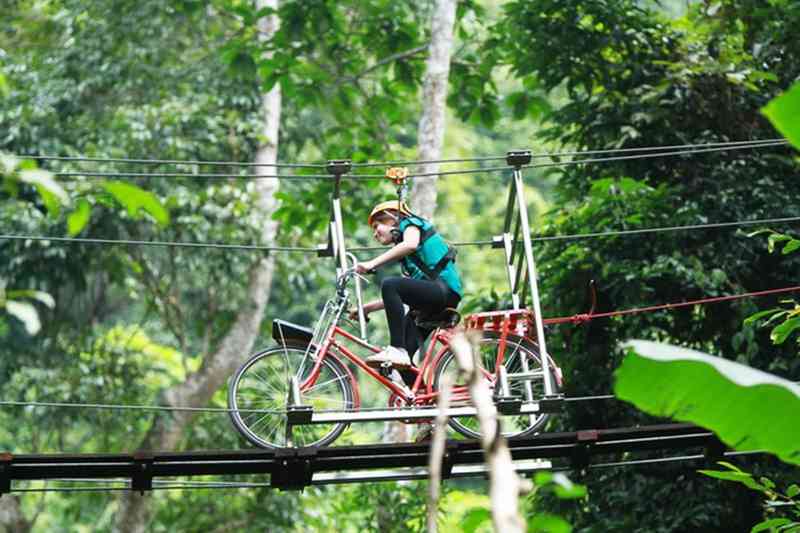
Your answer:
[355,200,463,368]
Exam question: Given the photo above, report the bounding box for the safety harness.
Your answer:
[398,218,457,282]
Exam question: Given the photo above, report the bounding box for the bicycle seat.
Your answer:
[272,319,313,345]
[413,308,461,330]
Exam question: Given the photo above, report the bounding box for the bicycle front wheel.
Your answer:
[432,331,555,439]
[228,343,354,449]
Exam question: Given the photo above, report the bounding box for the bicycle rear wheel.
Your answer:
[432,331,555,439]
[228,343,354,449]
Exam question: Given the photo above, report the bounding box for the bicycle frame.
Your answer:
[296,291,458,409]
[287,259,561,421]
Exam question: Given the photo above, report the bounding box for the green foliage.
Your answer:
[616,340,800,465]
[744,230,800,346]
[475,2,800,528]
[1,153,68,214]
[762,82,800,149]
[101,181,170,227]
[699,462,800,533]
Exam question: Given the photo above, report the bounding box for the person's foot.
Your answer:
[414,422,435,443]
[366,346,410,367]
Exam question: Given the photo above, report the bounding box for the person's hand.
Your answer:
[348,307,370,322]
[356,260,376,274]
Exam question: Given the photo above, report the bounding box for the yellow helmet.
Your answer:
[367,200,411,226]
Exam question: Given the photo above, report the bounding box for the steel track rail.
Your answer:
[1,423,751,492]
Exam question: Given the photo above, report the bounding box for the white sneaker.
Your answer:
[366,346,410,367]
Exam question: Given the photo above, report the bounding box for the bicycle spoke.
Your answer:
[229,346,352,449]
[304,374,348,394]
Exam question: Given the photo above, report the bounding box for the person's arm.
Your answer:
[349,299,384,320]
[356,225,420,273]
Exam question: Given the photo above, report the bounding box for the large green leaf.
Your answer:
[762,82,800,149]
[5,290,55,308]
[615,340,800,466]
[67,198,92,236]
[771,317,800,345]
[102,181,170,226]
[5,300,41,335]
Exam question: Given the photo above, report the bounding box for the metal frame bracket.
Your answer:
[287,405,314,426]
[704,436,727,465]
[571,429,599,471]
[506,150,532,167]
[132,452,154,494]
[442,441,459,480]
[326,160,352,176]
[0,453,11,496]
[271,448,317,491]
[537,395,565,413]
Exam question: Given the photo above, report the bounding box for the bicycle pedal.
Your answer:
[378,363,393,377]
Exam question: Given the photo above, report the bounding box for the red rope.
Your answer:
[543,285,800,325]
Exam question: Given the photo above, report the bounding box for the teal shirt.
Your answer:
[398,216,463,298]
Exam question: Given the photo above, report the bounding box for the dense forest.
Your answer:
[2,0,799,531]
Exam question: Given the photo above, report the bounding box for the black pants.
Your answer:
[381,276,461,358]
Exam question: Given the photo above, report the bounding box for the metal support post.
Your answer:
[571,429,598,471]
[271,448,317,491]
[347,253,368,339]
[507,151,557,398]
[131,452,154,494]
[286,376,313,426]
[325,160,352,276]
[0,453,11,495]
[494,366,523,415]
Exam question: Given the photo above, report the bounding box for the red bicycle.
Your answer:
[228,265,562,449]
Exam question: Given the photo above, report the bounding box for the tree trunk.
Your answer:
[112,2,282,531]
[409,0,458,221]
[383,0,457,445]
[0,496,31,533]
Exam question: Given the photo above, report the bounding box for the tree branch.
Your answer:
[448,332,531,533]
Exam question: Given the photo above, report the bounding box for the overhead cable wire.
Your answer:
[0,399,281,414]
[529,215,800,243]
[17,138,787,170]
[544,284,800,326]
[351,155,509,168]
[403,140,788,178]
[525,140,790,171]
[583,449,764,470]
[28,140,789,182]
[0,234,316,252]
[530,138,789,160]
[20,154,326,169]
[51,171,386,180]
[3,215,799,252]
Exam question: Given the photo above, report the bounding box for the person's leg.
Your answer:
[369,276,449,367]
[380,276,413,349]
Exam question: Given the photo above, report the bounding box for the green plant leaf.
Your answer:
[5,300,41,335]
[615,340,800,465]
[762,81,800,149]
[744,309,781,326]
[102,181,170,226]
[67,198,92,236]
[5,290,55,308]
[787,484,800,498]
[771,317,800,345]
[752,518,792,533]
[18,169,70,206]
[698,469,767,492]
[461,507,491,533]
[529,513,573,533]
[782,240,800,255]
